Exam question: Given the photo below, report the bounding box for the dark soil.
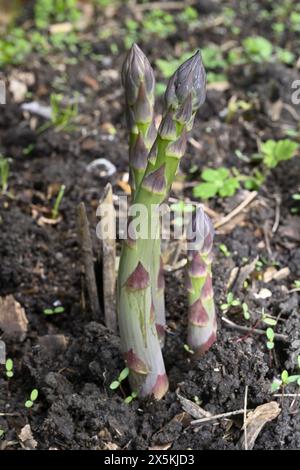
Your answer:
[0,0,300,450]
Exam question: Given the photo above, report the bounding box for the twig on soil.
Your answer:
[221,317,288,342]
[135,0,196,11]
[77,202,102,320]
[243,385,249,451]
[191,409,246,425]
[0,412,20,416]
[97,183,117,333]
[272,194,281,234]
[214,191,258,229]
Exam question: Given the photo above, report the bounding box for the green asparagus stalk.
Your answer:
[186,206,217,356]
[122,44,166,346]
[118,51,206,398]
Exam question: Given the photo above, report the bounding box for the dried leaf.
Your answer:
[18,424,38,450]
[0,295,28,341]
[239,401,280,450]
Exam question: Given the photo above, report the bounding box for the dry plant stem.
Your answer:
[77,202,101,320]
[221,316,288,342]
[97,184,117,333]
[118,51,206,398]
[122,44,166,344]
[186,207,217,355]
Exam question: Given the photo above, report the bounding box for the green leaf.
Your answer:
[131,391,138,398]
[201,168,221,182]
[109,381,120,390]
[193,182,218,199]
[298,355,300,369]
[124,396,133,404]
[243,36,273,62]
[281,370,289,383]
[5,359,13,371]
[219,178,240,197]
[231,299,241,306]
[266,341,274,350]
[0,429,4,437]
[286,375,300,384]
[30,389,38,401]
[54,306,64,314]
[25,400,33,408]
[118,367,129,382]
[6,371,13,378]
[227,292,234,304]
[266,327,275,342]
[43,308,54,315]
[220,304,229,311]
[262,317,277,326]
[271,379,281,392]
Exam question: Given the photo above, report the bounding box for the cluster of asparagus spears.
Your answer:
[117,44,216,399]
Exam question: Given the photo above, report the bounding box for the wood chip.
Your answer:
[254,288,272,299]
[177,393,211,420]
[0,295,28,341]
[18,424,38,450]
[238,401,280,450]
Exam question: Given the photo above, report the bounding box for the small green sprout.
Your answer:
[124,390,138,404]
[183,344,194,354]
[260,139,299,168]
[0,156,9,193]
[271,357,300,393]
[0,429,5,438]
[266,327,275,350]
[292,194,300,201]
[109,367,129,390]
[51,184,66,219]
[261,309,277,327]
[25,389,39,408]
[242,302,250,320]
[221,292,241,312]
[242,36,273,63]
[292,280,300,289]
[219,243,231,257]
[193,167,240,199]
[5,358,13,378]
[43,306,65,315]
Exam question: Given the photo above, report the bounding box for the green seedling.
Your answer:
[51,184,65,219]
[219,243,231,257]
[50,93,78,131]
[242,302,250,320]
[25,389,39,408]
[260,139,299,168]
[266,327,275,350]
[292,280,300,289]
[0,429,5,438]
[221,292,241,312]
[109,367,130,390]
[271,356,300,392]
[193,167,240,199]
[5,358,13,378]
[34,0,81,29]
[183,344,194,355]
[43,306,65,315]
[0,156,9,193]
[242,36,273,63]
[261,309,277,327]
[124,391,138,404]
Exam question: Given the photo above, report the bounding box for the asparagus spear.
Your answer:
[122,44,156,196]
[118,51,206,398]
[122,44,166,346]
[186,206,217,356]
